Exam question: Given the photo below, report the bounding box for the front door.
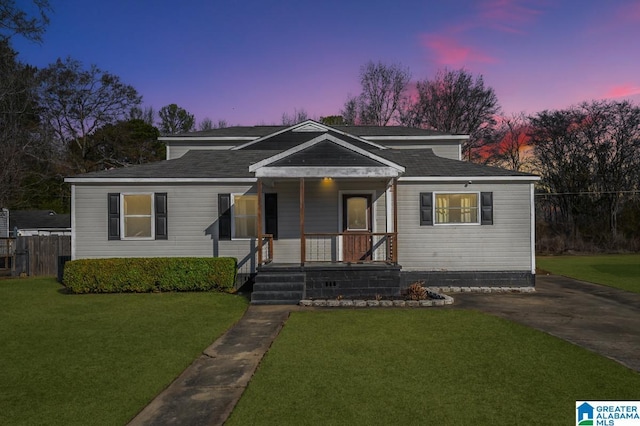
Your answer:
[342,194,372,262]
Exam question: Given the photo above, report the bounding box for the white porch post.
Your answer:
[393,177,398,263]
[257,178,263,265]
[299,177,305,266]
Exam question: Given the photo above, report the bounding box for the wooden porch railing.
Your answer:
[258,234,274,265]
[302,232,397,264]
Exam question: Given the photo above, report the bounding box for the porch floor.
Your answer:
[258,262,400,272]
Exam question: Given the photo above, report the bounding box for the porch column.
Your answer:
[393,177,398,263]
[257,178,263,265]
[299,177,305,266]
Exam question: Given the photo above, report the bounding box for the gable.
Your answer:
[233,120,386,151]
[269,140,386,167]
[249,133,404,178]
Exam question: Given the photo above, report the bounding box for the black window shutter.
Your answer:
[264,193,278,240]
[108,193,120,240]
[481,192,493,225]
[420,192,433,226]
[155,193,168,240]
[218,193,231,240]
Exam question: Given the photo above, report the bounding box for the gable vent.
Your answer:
[293,122,328,132]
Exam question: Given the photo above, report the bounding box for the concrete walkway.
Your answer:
[128,305,292,426]
[451,274,640,372]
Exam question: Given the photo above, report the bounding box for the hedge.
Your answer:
[63,257,237,294]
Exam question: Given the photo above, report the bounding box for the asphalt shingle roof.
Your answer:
[377,150,534,177]
[166,124,457,139]
[9,210,71,229]
[70,148,534,180]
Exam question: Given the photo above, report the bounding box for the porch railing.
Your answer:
[302,232,397,264]
[258,234,274,265]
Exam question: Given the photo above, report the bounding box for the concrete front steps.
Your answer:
[250,271,305,305]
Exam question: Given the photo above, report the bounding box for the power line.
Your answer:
[535,190,640,196]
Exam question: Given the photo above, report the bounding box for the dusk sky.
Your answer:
[13,0,640,126]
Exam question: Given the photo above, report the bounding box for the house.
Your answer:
[7,210,72,237]
[576,402,594,424]
[65,120,539,303]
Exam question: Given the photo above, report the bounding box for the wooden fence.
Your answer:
[0,238,15,275]
[3,236,71,279]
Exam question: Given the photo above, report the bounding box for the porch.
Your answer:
[245,142,404,304]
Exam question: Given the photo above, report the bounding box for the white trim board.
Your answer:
[65,177,258,183]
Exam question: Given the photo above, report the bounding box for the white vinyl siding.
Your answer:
[72,179,389,269]
[397,182,533,272]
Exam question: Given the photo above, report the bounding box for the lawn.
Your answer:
[537,253,640,293]
[0,277,248,426]
[227,310,640,425]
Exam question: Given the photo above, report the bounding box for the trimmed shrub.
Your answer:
[63,257,237,294]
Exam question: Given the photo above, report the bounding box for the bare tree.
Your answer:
[198,117,213,131]
[281,108,309,125]
[0,0,51,43]
[413,68,500,161]
[158,103,195,135]
[484,113,532,171]
[38,57,142,172]
[341,97,358,125]
[129,106,155,126]
[342,61,411,126]
[530,100,640,241]
[197,118,228,131]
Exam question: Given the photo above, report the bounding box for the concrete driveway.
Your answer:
[451,274,640,372]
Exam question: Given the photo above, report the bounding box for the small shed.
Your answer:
[8,210,71,237]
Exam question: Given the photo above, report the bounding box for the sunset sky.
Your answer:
[14,0,640,126]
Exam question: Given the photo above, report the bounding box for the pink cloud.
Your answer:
[477,0,542,33]
[421,34,496,66]
[605,84,640,98]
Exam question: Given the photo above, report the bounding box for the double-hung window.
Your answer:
[123,194,154,238]
[232,194,258,238]
[218,193,278,240]
[108,193,168,240]
[435,193,479,224]
[420,192,492,226]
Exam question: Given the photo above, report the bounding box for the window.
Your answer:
[123,194,153,238]
[346,196,369,231]
[420,192,492,226]
[108,193,167,240]
[233,194,258,238]
[435,193,479,224]
[218,193,278,240]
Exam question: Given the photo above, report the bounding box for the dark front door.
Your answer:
[342,194,372,262]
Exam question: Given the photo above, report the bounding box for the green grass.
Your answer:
[227,310,640,425]
[0,277,248,426]
[537,253,640,293]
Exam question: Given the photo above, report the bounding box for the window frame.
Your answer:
[231,193,259,240]
[120,192,156,240]
[433,191,481,226]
